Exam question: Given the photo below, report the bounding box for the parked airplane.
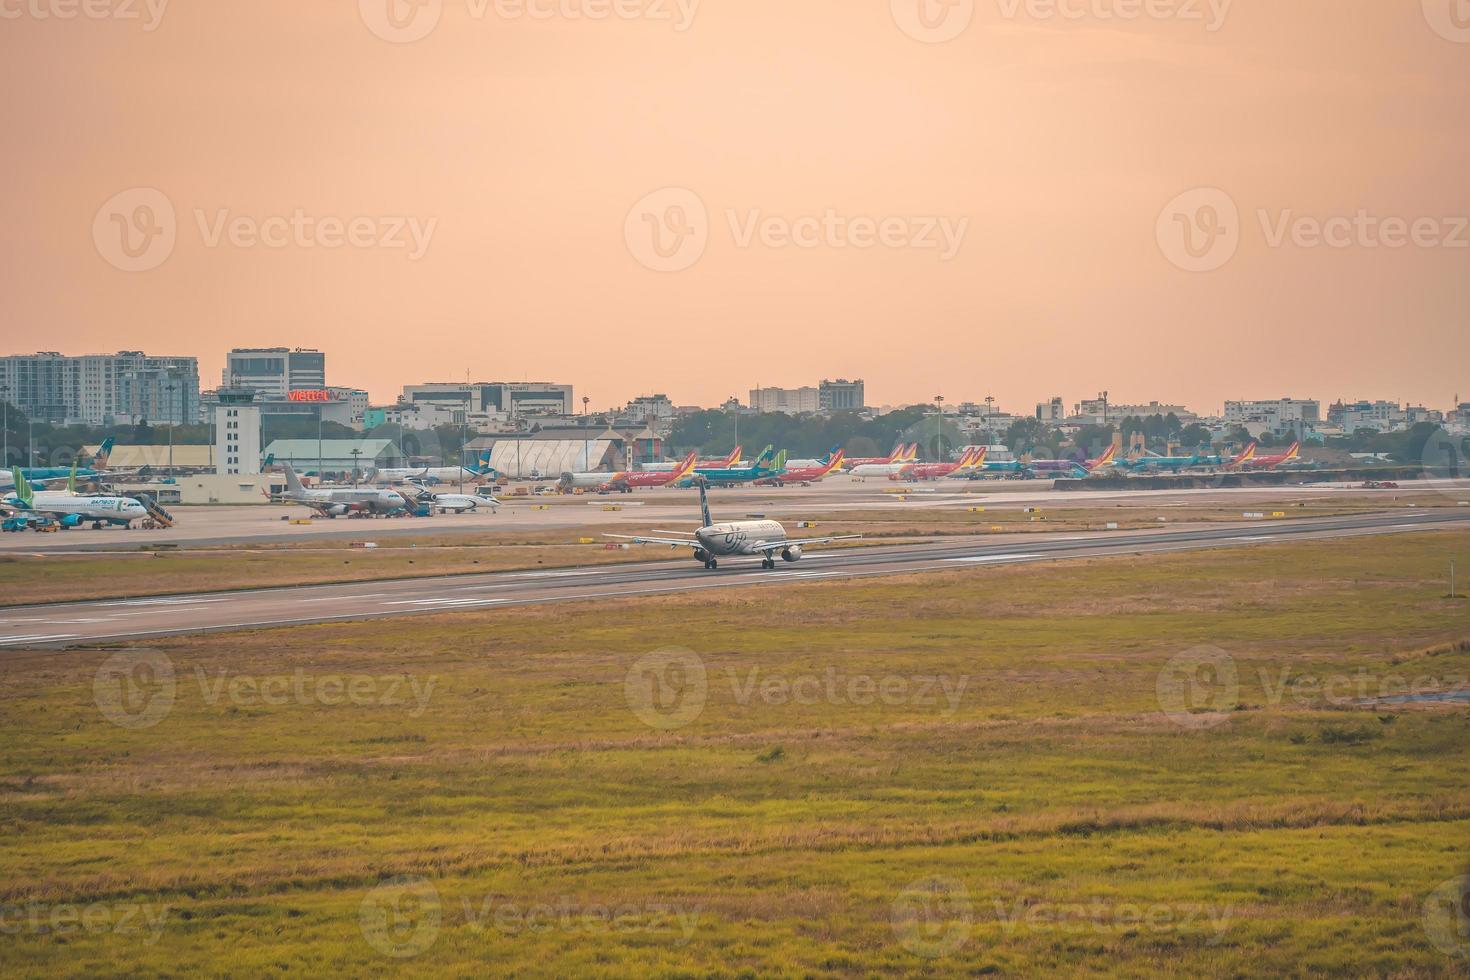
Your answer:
[674,447,786,487]
[0,437,116,492]
[370,452,495,486]
[843,442,915,469]
[1025,444,1118,477]
[905,447,988,481]
[274,463,410,516]
[1241,441,1303,470]
[638,446,744,474]
[3,467,149,528]
[1191,444,1257,469]
[597,452,699,492]
[757,449,845,486]
[407,485,499,513]
[849,448,916,478]
[609,479,860,570]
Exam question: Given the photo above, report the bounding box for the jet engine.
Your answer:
[693,547,711,563]
[324,503,349,516]
[781,545,803,562]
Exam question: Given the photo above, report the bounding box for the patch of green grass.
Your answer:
[0,531,1467,975]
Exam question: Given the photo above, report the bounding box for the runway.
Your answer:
[2,510,1466,648]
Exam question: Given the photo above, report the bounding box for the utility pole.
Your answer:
[1452,559,1458,600]
[317,405,324,482]
[1,385,9,469]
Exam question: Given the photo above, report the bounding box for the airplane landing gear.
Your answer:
[761,556,776,570]
[703,558,719,570]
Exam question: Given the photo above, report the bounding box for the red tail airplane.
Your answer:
[760,450,845,486]
[599,452,698,491]
[1242,441,1302,469]
[904,447,988,480]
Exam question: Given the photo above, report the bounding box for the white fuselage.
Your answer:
[289,487,407,515]
[23,492,149,524]
[694,520,786,557]
[427,493,483,513]
[373,466,482,485]
[848,463,912,478]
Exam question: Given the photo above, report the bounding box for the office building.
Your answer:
[223,348,327,399]
[400,382,575,422]
[0,351,198,424]
[214,388,262,476]
[819,378,865,413]
[749,386,820,414]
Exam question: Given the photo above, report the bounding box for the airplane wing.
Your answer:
[749,535,862,553]
[605,534,703,549]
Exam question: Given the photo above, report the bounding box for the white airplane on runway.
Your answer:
[607,479,860,570]
[276,463,410,517]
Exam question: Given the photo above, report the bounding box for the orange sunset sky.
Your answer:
[2,0,1467,413]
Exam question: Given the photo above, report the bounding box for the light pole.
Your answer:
[934,394,945,460]
[350,448,363,485]
[582,397,591,470]
[28,418,35,468]
[165,378,176,473]
[317,404,324,482]
[1,384,9,469]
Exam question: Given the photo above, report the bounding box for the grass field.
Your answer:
[2,531,1468,975]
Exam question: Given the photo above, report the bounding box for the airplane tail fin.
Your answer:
[771,449,788,471]
[905,443,919,462]
[13,468,32,507]
[697,478,712,527]
[282,462,305,493]
[675,451,698,480]
[67,462,78,494]
[94,436,115,469]
[971,446,988,468]
[1233,442,1257,466]
[725,445,742,467]
[823,449,845,474]
[886,441,904,463]
[1286,441,1301,460]
[752,445,774,467]
[1091,445,1117,470]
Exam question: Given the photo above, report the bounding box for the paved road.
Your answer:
[1,510,1465,648]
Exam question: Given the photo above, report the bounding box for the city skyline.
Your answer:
[3,2,1466,415]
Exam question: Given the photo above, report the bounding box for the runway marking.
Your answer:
[100,596,230,607]
[0,634,79,645]
[296,593,390,603]
[945,554,1043,564]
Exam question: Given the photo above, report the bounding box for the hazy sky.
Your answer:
[3,1,1467,413]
